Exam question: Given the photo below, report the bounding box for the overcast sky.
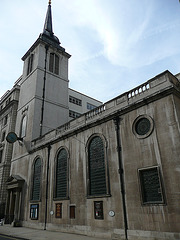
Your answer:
[1,0,180,102]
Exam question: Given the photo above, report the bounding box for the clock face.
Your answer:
[109,210,115,217]
[6,132,18,143]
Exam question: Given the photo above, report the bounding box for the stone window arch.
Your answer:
[86,134,110,197]
[31,157,42,201]
[20,115,27,138]
[27,54,34,75]
[1,131,6,142]
[55,147,69,199]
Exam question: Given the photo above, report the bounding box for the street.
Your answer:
[0,225,107,240]
[0,234,27,240]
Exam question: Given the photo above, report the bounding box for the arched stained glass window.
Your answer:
[88,136,107,196]
[20,115,27,138]
[32,158,41,201]
[56,149,68,198]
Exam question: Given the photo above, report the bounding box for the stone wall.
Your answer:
[10,71,180,239]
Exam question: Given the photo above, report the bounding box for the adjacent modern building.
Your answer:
[0,2,180,240]
[69,88,102,120]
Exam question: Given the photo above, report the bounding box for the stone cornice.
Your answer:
[29,70,180,153]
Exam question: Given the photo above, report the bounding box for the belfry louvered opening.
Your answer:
[55,148,68,199]
[49,53,59,75]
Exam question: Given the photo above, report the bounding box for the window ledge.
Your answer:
[30,200,41,203]
[87,194,111,199]
[53,197,70,201]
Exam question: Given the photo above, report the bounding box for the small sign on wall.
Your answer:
[30,204,39,220]
[56,203,62,218]
[70,205,75,219]
[94,201,104,220]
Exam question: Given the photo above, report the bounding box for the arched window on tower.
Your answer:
[49,53,59,75]
[55,148,68,199]
[27,54,34,75]
[32,158,42,201]
[87,136,110,197]
[20,115,27,138]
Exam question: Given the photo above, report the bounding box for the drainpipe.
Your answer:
[40,45,49,137]
[44,145,51,230]
[113,116,128,240]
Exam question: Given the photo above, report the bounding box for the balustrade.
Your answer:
[127,83,150,99]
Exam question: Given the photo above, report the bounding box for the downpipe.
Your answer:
[44,144,51,230]
[113,116,128,240]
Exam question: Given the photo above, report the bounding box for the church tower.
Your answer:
[16,1,71,142]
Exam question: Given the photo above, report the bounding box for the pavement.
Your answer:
[0,224,108,240]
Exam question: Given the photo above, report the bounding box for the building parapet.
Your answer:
[0,91,10,102]
[85,105,106,120]
[30,70,180,151]
[13,76,22,87]
[0,76,22,103]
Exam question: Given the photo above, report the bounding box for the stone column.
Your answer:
[6,190,15,224]
[14,190,20,221]
[18,190,22,220]
[9,190,13,223]
[5,190,10,223]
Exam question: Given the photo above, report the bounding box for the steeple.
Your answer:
[40,0,60,46]
[22,0,67,62]
[43,0,53,35]
[18,0,71,141]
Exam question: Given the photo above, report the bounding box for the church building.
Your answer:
[0,2,180,240]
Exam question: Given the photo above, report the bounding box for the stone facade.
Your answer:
[1,2,180,240]
[7,71,180,240]
[0,4,101,220]
[0,84,20,219]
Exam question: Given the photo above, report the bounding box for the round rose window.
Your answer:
[133,115,154,138]
[135,118,151,135]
